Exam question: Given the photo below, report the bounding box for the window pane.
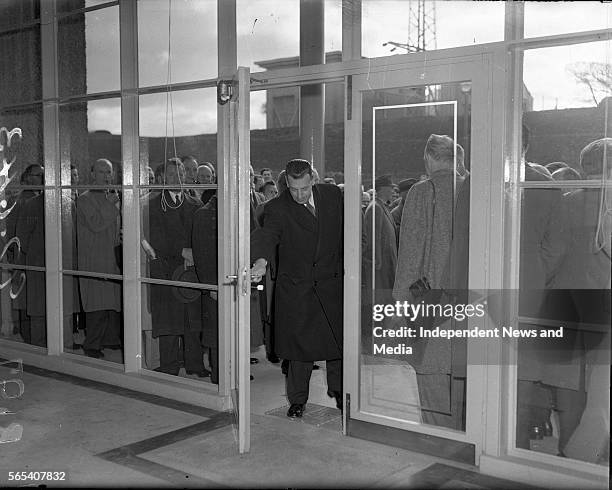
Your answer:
[362,0,503,59]
[59,98,122,186]
[238,0,342,73]
[58,6,120,97]
[0,105,44,186]
[522,41,612,181]
[360,83,470,430]
[139,88,217,185]
[138,0,217,87]
[0,0,40,30]
[0,27,41,104]
[0,190,45,349]
[525,2,612,39]
[1,105,44,270]
[516,185,611,464]
[57,0,115,14]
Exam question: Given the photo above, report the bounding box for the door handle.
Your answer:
[225,273,263,291]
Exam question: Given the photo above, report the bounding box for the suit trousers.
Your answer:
[158,330,204,375]
[83,310,121,351]
[286,359,342,404]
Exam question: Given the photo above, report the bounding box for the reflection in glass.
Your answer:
[59,98,122,186]
[362,0,503,58]
[517,142,611,464]
[137,0,217,87]
[58,6,120,97]
[360,85,469,431]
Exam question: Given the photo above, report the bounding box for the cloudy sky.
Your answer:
[81,0,612,136]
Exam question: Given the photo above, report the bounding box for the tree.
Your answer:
[567,62,612,106]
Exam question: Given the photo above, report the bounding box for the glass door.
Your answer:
[344,55,496,463]
[225,66,251,453]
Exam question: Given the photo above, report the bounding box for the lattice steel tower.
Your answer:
[408,0,437,52]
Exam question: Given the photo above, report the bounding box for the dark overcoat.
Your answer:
[145,191,202,337]
[192,204,218,348]
[251,184,343,361]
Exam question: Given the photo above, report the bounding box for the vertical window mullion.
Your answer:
[120,0,141,373]
[41,0,62,355]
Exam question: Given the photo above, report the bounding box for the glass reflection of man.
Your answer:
[76,159,122,358]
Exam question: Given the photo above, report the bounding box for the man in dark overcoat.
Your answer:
[144,158,206,376]
[251,158,343,418]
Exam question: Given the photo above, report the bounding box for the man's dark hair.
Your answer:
[285,159,312,179]
[21,164,44,185]
[261,181,277,193]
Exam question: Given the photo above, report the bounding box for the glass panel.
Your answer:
[59,98,122,186]
[63,185,122,276]
[238,0,342,73]
[516,184,611,464]
[58,6,120,97]
[0,27,41,104]
[522,41,612,182]
[140,280,218,384]
[0,191,46,348]
[137,0,217,88]
[63,274,124,363]
[139,88,217,185]
[250,82,343,186]
[360,83,470,431]
[525,2,612,39]
[0,105,44,268]
[362,0,503,58]
[57,0,115,14]
[0,0,40,30]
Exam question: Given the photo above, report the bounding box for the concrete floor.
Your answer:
[0,352,537,489]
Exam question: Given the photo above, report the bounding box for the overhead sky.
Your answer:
[81,0,612,136]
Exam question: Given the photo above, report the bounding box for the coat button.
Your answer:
[313,281,318,286]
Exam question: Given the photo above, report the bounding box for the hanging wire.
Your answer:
[161,0,183,212]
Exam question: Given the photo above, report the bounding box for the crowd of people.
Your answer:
[0,131,609,461]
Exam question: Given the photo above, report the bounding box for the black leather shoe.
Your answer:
[250,357,259,364]
[250,375,254,381]
[266,353,280,364]
[312,364,320,370]
[287,403,305,418]
[186,368,211,378]
[327,390,342,411]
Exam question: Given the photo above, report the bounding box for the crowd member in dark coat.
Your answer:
[516,124,566,449]
[5,164,44,343]
[17,192,77,349]
[144,158,207,377]
[192,194,219,384]
[362,175,398,355]
[390,178,418,231]
[251,159,343,418]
